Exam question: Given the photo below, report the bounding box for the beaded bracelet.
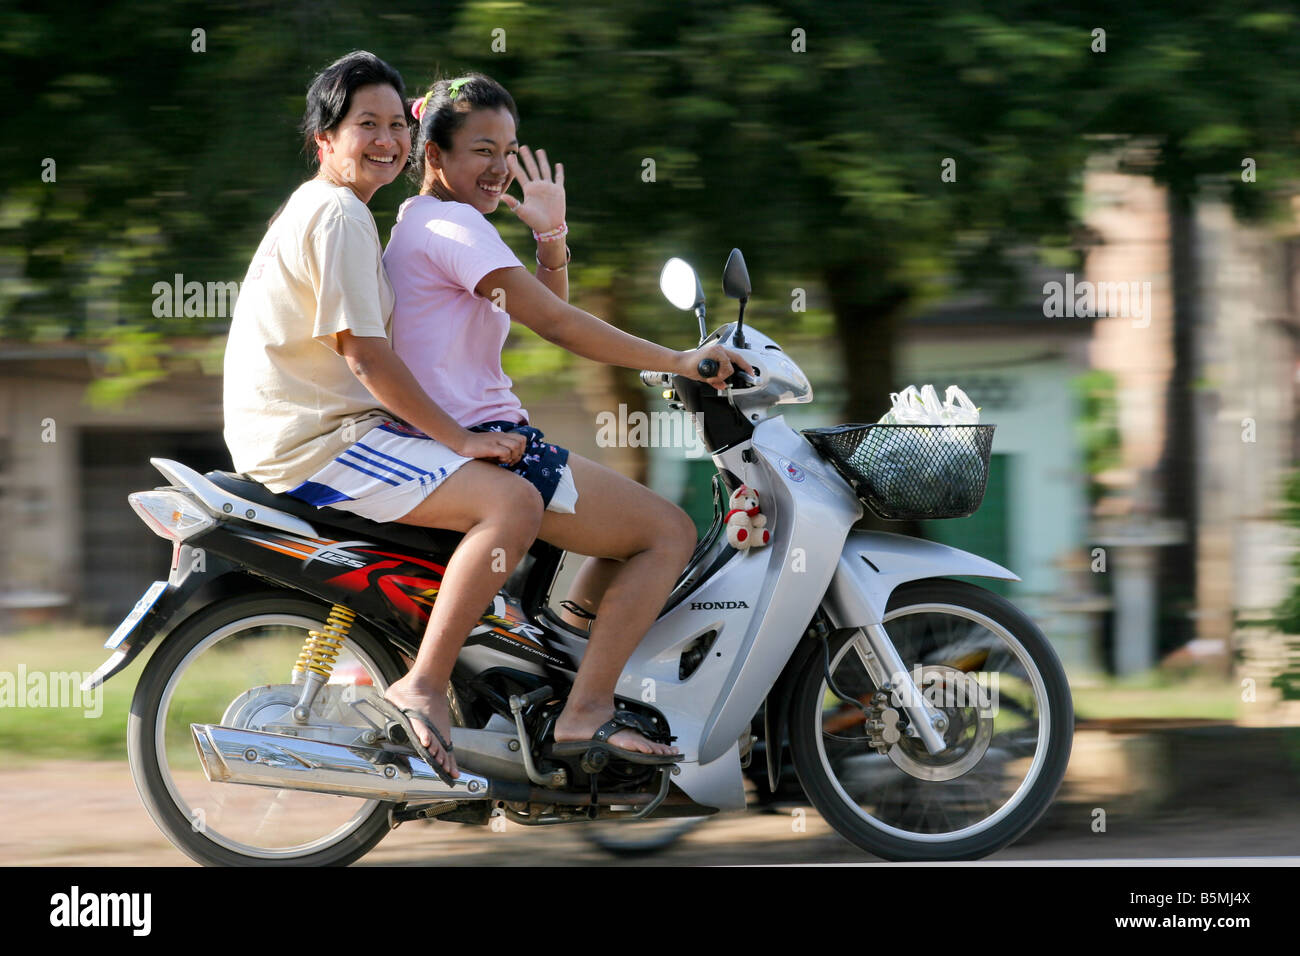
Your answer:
[536,246,572,272]
[532,222,568,243]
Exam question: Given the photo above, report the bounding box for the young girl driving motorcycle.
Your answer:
[376,73,751,777]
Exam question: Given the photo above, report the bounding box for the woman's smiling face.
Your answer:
[425,107,518,213]
[315,83,410,203]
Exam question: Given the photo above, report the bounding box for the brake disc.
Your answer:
[886,664,994,781]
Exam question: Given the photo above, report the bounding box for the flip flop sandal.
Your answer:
[548,710,681,766]
[365,694,459,787]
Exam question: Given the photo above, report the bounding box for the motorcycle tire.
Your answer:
[127,591,407,866]
[788,578,1073,861]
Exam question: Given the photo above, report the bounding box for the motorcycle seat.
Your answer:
[205,470,467,557]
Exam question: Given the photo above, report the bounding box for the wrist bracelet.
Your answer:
[532,222,568,242]
[536,246,571,272]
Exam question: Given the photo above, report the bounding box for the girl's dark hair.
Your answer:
[301,50,406,162]
[407,73,520,186]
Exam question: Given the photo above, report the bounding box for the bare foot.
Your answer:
[384,677,459,778]
[553,701,680,757]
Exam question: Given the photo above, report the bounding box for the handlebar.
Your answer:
[639,359,753,390]
[700,357,755,388]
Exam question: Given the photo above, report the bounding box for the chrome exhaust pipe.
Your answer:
[192,724,517,803]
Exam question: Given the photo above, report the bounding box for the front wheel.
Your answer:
[788,579,1073,861]
[127,591,406,866]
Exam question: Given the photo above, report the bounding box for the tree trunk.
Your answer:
[1155,184,1200,656]
[571,271,651,484]
[823,258,919,536]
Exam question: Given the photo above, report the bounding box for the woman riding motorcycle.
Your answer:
[223,56,747,782]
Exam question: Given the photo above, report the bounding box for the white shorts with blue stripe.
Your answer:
[286,419,577,523]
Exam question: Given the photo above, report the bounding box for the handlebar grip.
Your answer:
[698,358,719,378]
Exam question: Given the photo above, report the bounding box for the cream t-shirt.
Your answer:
[223,180,393,494]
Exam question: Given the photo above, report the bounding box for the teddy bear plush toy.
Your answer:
[724,484,771,549]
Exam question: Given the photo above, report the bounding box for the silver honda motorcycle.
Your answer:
[86,249,1073,865]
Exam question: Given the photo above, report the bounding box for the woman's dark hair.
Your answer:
[301,51,406,162]
[407,73,520,186]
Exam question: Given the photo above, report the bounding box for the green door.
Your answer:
[920,452,1012,596]
[680,457,721,536]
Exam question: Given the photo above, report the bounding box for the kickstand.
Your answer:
[628,765,674,821]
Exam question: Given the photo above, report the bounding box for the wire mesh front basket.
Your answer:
[802,423,996,520]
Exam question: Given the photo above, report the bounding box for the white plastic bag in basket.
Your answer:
[940,385,979,424]
[878,384,980,425]
[866,384,986,516]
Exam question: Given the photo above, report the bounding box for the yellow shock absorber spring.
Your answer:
[293,605,357,680]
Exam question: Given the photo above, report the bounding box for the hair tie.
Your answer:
[447,77,469,99]
[412,90,433,122]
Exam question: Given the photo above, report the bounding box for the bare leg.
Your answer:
[537,453,697,755]
[558,555,623,631]
[383,462,544,777]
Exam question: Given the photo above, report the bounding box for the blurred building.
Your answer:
[1073,152,1297,688]
[896,303,1098,673]
[0,345,605,629]
[4,154,1298,705]
[0,343,228,627]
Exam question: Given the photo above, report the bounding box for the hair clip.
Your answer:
[447,77,469,99]
[412,90,433,122]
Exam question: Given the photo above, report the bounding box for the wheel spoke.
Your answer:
[806,591,1064,848]
[133,604,398,864]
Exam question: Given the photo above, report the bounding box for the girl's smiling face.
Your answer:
[424,107,518,213]
[315,83,410,203]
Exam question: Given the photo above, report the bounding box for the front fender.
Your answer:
[822,530,1019,628]
[762,534,1018,789]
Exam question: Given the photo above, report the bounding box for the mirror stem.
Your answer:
[696,305,708,346]
[735,298,748,349]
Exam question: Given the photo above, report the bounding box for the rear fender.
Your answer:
[82,545,275,691]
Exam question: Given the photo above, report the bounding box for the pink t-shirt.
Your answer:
[384,196,528,427]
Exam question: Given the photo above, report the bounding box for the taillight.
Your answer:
[128,490,215,541]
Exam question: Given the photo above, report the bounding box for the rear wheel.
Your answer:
[127,592,406,866]
[788,579,1073,861]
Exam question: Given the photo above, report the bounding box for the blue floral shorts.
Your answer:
[469,420,576,513]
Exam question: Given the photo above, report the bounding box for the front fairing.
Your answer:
[677,323,815,454]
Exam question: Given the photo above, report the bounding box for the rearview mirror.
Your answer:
[722,248,751,300]
[660,258,705,312]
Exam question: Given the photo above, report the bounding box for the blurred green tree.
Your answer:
[6,4,1300,542]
